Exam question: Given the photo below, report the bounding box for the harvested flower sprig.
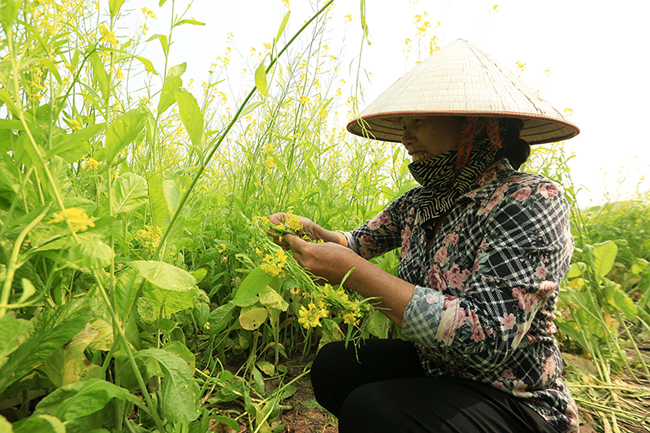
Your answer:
[251,215,373,329]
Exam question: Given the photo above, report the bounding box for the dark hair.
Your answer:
[495,118,530,170]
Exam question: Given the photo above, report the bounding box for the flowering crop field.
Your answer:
[0,1,649,432]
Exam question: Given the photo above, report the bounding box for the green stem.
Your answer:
[0,206,50,318]
[92,271,166,433]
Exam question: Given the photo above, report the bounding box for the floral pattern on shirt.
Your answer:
[344,159,579,433]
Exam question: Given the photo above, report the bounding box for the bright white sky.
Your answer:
[126,0,650,207]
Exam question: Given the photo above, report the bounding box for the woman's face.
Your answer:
[400,116,464,162]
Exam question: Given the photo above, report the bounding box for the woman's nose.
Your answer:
[401,128,415,147]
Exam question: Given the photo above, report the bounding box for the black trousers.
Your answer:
[310,339,559,433]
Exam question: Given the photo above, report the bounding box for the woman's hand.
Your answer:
[284,233,415,327]
[284,233,354,285]
[267,212,340,248]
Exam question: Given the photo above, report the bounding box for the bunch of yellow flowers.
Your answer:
[49,207,95,233]
[260,248,288,278]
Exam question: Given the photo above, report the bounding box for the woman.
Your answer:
[269,39,580,433]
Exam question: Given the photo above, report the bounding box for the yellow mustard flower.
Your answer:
[99,24,119,47]
[49,207,95,233]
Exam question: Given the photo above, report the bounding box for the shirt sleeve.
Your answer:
[402,179,573,373]
[345,188,418,259]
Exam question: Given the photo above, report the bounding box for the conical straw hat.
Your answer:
[347,39,579,144]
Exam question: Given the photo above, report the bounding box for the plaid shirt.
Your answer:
[344,159,580,433]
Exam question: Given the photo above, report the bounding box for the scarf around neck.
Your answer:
[408,138,498,227]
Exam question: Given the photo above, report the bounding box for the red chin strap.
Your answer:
[455,117,502,174]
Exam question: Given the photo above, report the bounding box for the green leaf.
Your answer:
[212,415,239,431]
[589,241,618,280]
[0,414,12,433]
[35,378,130,421]
[88,52,109,100]
[259,286,288,311]
[205,302,235,335]
[254,62,268,97]
[236,101,264,120]
[162,341,195,371]
[105,107,148,165]
[65,236,115,270]
[162,176,190,217]
[146,33,169,57]
[46,124,103,163]
[0,314,31,371]
[613,288,638,321]
[174,88,204,156]
[239,306,268,330]
[0,299,92,395]
[111,172,148,214]
[130,260,197,316]
[175,18,205,27]
[167,62,187,80]
[146,173,168,226]
[19,278,36,304]
[13,414,65,433]
[233,267,273,307]
[275,11,291,43]
[0,0,20,33]
[134,349,200,423]
[134,55,158,75]
[159,0,168,6]
[114,267,142,319]
[109,0,125,18]
[40,323,102,387]
[158,75,182,114]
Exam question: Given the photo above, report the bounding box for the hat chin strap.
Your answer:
[455,117,502,174]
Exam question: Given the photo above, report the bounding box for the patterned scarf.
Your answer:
[408,136,499,228]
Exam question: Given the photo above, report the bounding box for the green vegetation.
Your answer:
[0,1,648,432]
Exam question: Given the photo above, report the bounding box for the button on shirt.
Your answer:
[343,159,580,433]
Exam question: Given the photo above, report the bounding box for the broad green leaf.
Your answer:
[46,124,103,163]
[366,309,391,338]
[87,317,114,351]
[239,306,268,330]
[613,288,638,320]
[134,349,200,423]
[105,107,148,164]
[259,286,288,311]
[111,172,148,214]
[88,52,109,99]
[162,341,195,371]
[589,241,618,280]
[162,176,190,217]
[205,302,235,335]
[146,172,168,226]
[130,260,197,316]
[109,0,125,18]
[0,118,24,130]
[0,299,91,395]
[114,267,142,318]
[35,378,130,421]
[0,88,19,117]
[212,415,239,431]
[233,267,274,307]
[275,11,291,43]
[13,414,65,433]
[167,62,187,80]
[65,236,115,270]
[0,314,31,370]
[174,88,204,156]
[40,323,102,387]
[157,75,182,114]
[0,0,20,33]
[254,62,268,97]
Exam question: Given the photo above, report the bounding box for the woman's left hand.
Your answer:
[283,233,355,285]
